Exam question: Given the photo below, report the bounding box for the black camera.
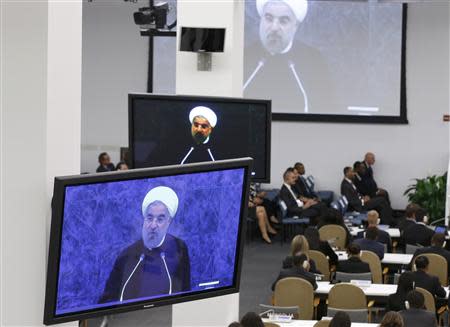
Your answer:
[133,2,169,30]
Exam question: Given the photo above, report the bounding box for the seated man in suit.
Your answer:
[411,256,446,299]
[336,243,370,274]
[404,208,435,247]
[361,152,390,204]
[293,162,319,200]
[410,233,450,278]
[355,210,392,252]
[400,290,437,327]
[279,168,327,223]
[271,253,318,291]
[341,166,393,226]
[354,226,385,260]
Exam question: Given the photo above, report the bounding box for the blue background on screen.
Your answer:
[55,168,244,314]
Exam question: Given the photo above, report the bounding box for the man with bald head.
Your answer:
[244,0,334,114]
[361,152,390,204]
[99,186,191,303]
[355,210,392,252]
[181,106,218,164]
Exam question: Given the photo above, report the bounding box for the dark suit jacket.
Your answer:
[271,266,318,291]
[361,162,378,195]
[356,229,392,253]
[96,163,115,173]
[400,308,437,327]
[353,174,375,197]
[398,218,417,233]
[404,223,435,247]
[354,238,385,260]
[412,270,446,299]
[411,246,450,277]
[282,256,319,274]
[340,179,363,212]
[336,256,370,274]
[279,184,303,217]
[295,177,316,199]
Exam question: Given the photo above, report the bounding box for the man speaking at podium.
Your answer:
[180,106,218,164]
[99,186,191,303]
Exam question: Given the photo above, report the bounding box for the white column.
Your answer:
[1,0,82,325]
[447,2,450,226]
[173,0,245,325]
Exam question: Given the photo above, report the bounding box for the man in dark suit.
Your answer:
[271,253,318,291]
[340,166,393,226]
[96,152,115,173]
[293,162,318,199]
[404,208,435,247]
[400,290,437,327]
[411,256,446,299]
[361,152,390,204]
[336,243,371,274]
[354,226,385,260]
[279,168,326,222]
[355,210,392,252]
[410,233,450,275]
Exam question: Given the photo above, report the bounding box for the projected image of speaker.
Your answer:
[43,158,252,325]
[129,94,271,182]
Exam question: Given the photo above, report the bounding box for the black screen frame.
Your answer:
[128,93,272,183]
[179,27,226,52]
[43,158,252,325]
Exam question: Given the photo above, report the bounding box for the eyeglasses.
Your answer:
[144,216,170,225]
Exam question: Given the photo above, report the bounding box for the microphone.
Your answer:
[160,252,172,295]
[120,254,145,302]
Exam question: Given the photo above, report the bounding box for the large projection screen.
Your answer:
[244,1,407,123]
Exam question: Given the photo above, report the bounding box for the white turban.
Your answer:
[257,0,308,23]
[141,186,179,218]
[189,106,217,128]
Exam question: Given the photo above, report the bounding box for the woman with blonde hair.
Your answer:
[282,235,320,273]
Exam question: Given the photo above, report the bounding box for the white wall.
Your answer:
[81,2,449,210]
[265,3,449,210]
[1,0,81,326]
[81,1,148,173]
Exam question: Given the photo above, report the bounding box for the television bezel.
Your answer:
[128,93,272,183]
[43,158,253,325]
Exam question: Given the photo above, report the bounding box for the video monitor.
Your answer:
[129,93,271,182]
[43,159,252,325]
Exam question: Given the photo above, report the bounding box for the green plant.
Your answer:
[404,172,447,223]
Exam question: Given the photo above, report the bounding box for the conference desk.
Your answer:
[262,319,378,327]
[336,251,412,265]
[349,227,401,238]
[314,281,450,300]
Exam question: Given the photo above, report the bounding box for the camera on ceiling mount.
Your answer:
[133,1,176,36]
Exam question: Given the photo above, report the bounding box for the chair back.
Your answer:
[264,323,280,327]
[328,283,367,310]
[412,253,448,286]
[416,287,436,313]
[360,251,383,284]
[308,250,330,281]
[335,272,372,283]
[273,277,314,320]
[327,308,368,323]
[313,320,330,327]
[319,225,347,250]
[406,244,422,254]
[306,175,315,190]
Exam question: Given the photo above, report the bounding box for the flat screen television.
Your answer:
[180,27,226,52]
[129,93,271,182]
[43,158,252,325]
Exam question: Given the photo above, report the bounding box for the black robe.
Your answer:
[244,41,336,114]
[180,142,216,164]
[99,235,190,303]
